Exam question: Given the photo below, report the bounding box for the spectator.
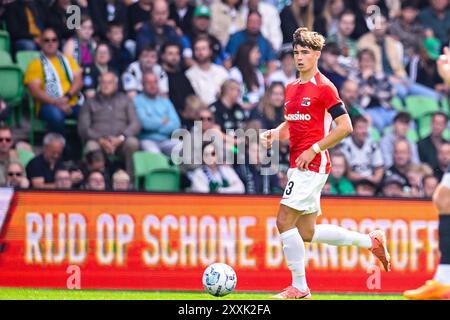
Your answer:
[0,125,19,186]
[383,139,413,193]
[3,161,29,189]
[112,169,131,191]
[423,174,439,197]
[209,79,248,135]
[54,168,73,189]
[280,0,316,45]
[122,44,168,98]
[89,0,128,40]
[24,28,83,136]
[134,72,181,155]
[185,35,229,105]
[255,82,285,130]
[127,0,152,40]
[106,21,134,74]
[381,175,408,198]
[314,0,346,38]
[82,42,117,99]
[350,0,389,40]
[84,170,107,191]
[380,112,420,169]
[354,179,378,197]
[4,0,46,51]
[339,79,367,121]
[26,133,65,189]
[327,9,358,61]
[340,116,384,187]
[319,42,347,91]
[418,0,450,45]
[160,41,195,115]
[78,71,141,178]
[136,0,182,55]
[210,0,247,47]
[181,95,206,131]
[189,143,245,194]
[327,151,355,195]
[434,141,450,180]
[246,0,283,51]
[63,15,97,67]
[418,112,449,169]
[181,5,231,68]
[168,0,195,36]
[350,49,396,132]
[229,41,265,111]
[46,0,77,41]
[226,11,278,76]
[236,141,281,195]
[79,149,112,188]
[267,45,296,86]
[407,163,434,197]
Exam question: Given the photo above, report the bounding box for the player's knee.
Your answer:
[299,227,315,243]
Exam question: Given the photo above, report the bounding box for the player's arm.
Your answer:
[260,121,289,149]
[296,104,353,170]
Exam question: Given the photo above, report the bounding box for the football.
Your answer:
[202,263,237,297]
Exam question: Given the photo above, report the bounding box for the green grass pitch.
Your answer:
[0,288,404,300]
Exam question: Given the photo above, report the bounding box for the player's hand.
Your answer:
[437,47,450,86]
[260,130,274,149]
[295,148,317,171]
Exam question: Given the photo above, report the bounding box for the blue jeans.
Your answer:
[394,80,441,100]
[39,104,80,135]
[14,39,38,51]
[366,107,397,133]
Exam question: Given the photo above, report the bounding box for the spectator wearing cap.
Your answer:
[168,0,195,36]
[380,112,420,169]
[181,5,231,68]
[327,10,358,61]
[418,112,449,169]
[319,42,347,91]
[209,0,247,47]
[246,0,283,52]
[339,116,384,187]
[186,36,229,105]
[136,0,182,55]
[418,0,450,46]
[226,11,278,77]
[383,139,413,194]
[267,45,296,86]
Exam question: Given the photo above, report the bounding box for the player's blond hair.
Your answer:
[292,27,326,52]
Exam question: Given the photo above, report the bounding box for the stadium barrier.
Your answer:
[0,189,438,293]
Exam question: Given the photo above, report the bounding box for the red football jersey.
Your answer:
[284,72,342,174]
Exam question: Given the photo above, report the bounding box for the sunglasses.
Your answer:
[8,172,22,177]
[43,38,58,43]
[0,137,12,143]
[201,117,213,122]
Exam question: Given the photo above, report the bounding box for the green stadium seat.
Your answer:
[17,148,35,167]
[0,65,24,126]
[15,50,39,73]
[391,96,405,111]
[383,126,419,143]
[0,30,10,52]
[0,50,12,65]
[405,96,440,119]
[27,92,47,145]
[441,98,450,116]
[144,168,180,192]
[417,114,433,139]
[369,126,381,142]
[132,151,174,189]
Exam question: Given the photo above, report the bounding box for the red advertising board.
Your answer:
[0,190,439,293]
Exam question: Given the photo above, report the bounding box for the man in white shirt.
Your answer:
[185,35,228,105]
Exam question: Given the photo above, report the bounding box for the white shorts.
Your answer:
[280,168,329,215]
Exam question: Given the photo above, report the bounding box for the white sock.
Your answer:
[280,228,308,291]
[311,224,372,248]
[434,264,450,285]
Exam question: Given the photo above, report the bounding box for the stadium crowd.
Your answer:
[0,0,449,198]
